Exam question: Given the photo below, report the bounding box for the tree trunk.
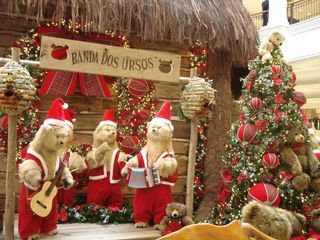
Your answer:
[195,51,233,221]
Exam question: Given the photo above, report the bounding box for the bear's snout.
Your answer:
[171,209,179,218]
[60,141,64,145]
[295,134,305,143]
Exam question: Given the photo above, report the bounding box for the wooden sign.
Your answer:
[40,36,181,83]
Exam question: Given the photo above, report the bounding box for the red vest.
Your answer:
[22,148,60,191]
[136,148,178,186]
[88,148,122,184]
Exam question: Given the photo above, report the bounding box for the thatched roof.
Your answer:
[1,0,259,66]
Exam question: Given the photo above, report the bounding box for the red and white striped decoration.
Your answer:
[120,136,140,154]
[271,65,281,75]
[247,183,280,207]
[293,92,307,106]
[140,109,151,122]
[128,79,149,97]
[237,124,257,143]
[249,97,262,110]
[0,115,8,129]
[262,153,279,169]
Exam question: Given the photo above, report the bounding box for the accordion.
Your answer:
[127,167,160,188]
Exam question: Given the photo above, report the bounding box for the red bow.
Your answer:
[291,142,304,152]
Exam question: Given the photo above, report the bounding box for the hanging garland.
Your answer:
[190,41,210,210]
[58,203,133,224]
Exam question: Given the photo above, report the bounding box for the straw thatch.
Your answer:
[0,0,258,66]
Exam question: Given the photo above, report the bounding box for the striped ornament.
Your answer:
[128,79,149,97]
[249,97,262,110]
[140,109,151,122]
[237,124,257,143]
[271,65,281,75]
[0,115,8,129]
[247,183,280,207]
[120,136,140,155]
[262,153,279,169]
[293,92,307,106]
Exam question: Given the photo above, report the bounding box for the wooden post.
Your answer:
[4,115,18,240]
[186,68,198,217]
[4,46,20,240]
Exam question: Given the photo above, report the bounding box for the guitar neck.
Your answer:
[45,163,66,196]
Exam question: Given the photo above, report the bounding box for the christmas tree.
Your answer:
[211,37,319,225]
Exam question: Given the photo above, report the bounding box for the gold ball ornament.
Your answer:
[180,77,216,120]
[0,61,37,114]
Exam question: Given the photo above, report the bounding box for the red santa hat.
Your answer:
[64,109,76,129]
[43,98,68,127]
[148,101,173,130]
[99,109,117,127]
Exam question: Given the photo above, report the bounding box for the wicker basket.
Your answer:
[180,78,216,120]
[0,61,36,114]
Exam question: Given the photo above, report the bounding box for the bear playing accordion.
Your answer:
[127,167,161,188]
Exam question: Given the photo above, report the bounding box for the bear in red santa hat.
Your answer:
[86,109,128,211]
[57,109,88,207]
[18,98,74,240]
[121,101,179,229]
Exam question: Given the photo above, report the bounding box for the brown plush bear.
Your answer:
[280,124,320,192]
[159,202,194,236]
[309,208,320,238]
[241,201,306,240]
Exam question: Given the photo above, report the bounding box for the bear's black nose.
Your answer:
[152,129,156,132]
[60,141,64,145]
[172,213,178,218]
[112,132,115,135]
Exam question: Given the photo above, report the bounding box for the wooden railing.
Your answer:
[251,0,320,30]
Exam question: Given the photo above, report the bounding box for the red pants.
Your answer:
[87,178,122,210]
[134,184,172,224]
[57,187,75,207]
[18,184,58,240]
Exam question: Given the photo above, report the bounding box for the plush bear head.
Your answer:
[165,202,187,219]
[268,31,286,47]
[287,124,308,144]
[147,120,173,143]
[93,124,117,147]
[241,201,306,240]
[31,125,69,152]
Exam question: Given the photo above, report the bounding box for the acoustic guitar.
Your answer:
[30,160,66,217]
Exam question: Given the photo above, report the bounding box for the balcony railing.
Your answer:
[251,0,320,30]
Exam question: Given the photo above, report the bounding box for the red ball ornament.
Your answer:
[249,97,262,110]
[140,109,151,122]
[120,136,140,154]
[128,79,149,97]
[293,92,306,106]
[237,124,257,143]
[271,65,281,75]
[262,153,280,169]
[247,183,280,207]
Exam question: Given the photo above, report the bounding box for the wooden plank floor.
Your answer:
[11,221,161,240]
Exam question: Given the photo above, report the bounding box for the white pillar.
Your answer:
[267,0,289,28]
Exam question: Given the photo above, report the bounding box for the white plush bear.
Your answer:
[258,31,286,63]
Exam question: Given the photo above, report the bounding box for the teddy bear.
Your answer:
[18,98,74,240]
[159,202,193,236]
[280,124,320,192]
[121,101,179,229]
[241,201,306,240]
[86,109,127,211]
[258,31,286,63]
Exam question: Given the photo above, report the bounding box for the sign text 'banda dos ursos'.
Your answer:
[40,36,181,83]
